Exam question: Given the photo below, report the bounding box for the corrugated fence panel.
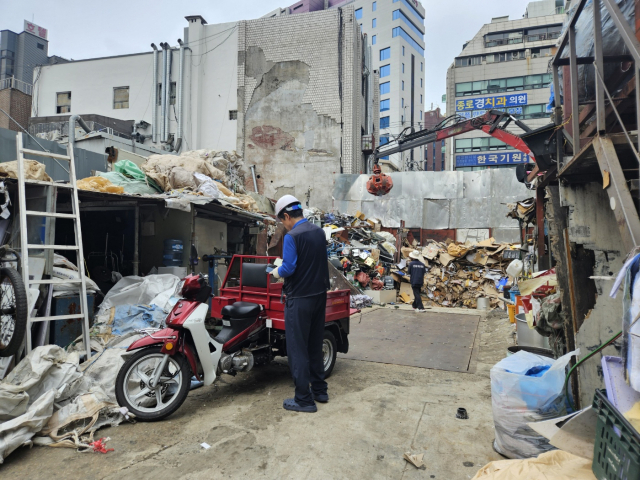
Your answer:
[0,128,107,181]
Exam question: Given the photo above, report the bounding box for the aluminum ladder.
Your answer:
[14,133,91,359]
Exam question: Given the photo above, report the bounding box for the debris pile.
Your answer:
[319,209,521,308]
[392,238,518,308]
[73,150,265,213]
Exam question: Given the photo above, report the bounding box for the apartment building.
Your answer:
[445,1,565,171]
[276,0,426,172]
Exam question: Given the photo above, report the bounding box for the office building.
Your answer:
[445,0,565,171]
[275,0,426,171]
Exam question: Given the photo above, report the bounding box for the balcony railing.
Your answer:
[526,31,561,42]
[0,76,33,96]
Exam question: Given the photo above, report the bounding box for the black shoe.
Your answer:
[312,392,329,403]
[283,398,317,412]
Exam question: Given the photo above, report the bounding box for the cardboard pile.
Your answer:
[391,238,519,308]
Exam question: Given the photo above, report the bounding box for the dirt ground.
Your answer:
[1,305,515,479]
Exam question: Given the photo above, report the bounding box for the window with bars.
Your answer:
[113,87,129,109]
[56,91,71,114]
[229,110,238,120]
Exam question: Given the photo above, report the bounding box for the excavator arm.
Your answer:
[368,109,538,196]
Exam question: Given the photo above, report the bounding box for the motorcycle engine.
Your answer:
[219,350,255,374]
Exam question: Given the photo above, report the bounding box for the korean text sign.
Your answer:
[455,94,527,112]
[456,152,531,167]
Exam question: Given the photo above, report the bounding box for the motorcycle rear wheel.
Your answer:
[116,346,191,422]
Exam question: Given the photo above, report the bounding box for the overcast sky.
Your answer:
[5,0,534,113]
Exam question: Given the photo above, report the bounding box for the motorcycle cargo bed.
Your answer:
[211,255,354,331]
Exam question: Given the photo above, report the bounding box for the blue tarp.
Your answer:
[111,304,167,336]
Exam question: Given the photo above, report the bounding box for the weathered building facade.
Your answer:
[236,9,369,208]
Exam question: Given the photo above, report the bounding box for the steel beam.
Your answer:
[553,66,564,168]
[593,135,640,251]
[593,0,606,133]
[569,26,581,144]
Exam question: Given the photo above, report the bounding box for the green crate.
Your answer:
[592,389,640,480]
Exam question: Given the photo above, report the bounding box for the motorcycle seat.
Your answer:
[221,301,260,319]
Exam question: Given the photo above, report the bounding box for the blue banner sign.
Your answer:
[457,107,523,119]
[455,94,528,112]
[456,151,531,167]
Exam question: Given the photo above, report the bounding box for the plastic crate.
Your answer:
[592,389,640,480]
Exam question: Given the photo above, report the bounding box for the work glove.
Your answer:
[271,266,281,279]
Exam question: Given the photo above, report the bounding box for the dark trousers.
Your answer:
[285,292,328,406]
[411,285,424,310]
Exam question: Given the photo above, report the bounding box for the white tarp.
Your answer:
[0,390,55,463]
[0,346,82,422]
[97,274,180,315]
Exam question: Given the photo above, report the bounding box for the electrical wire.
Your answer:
[564,329,622,411]
[190,26,237,66]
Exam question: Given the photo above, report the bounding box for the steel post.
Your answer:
[593,0,606,133]
[569,26,581,146]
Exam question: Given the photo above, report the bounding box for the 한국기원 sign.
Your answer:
[456,151,531,167]
[455,94,527,112]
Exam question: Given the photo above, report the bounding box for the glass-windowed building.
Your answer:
[279,0,426,171]
[445,0,566,171]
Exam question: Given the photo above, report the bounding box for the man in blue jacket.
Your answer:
[408,250,427,312]
[270,195,330,413]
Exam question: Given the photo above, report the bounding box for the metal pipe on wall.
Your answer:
[164,44,172,144]
[160,43,168,144]
[151,44,159,144]
[175,39,185,153]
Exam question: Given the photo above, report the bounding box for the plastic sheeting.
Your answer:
[97,172,159,195]
[96,274,181,316]
[111,304,168,336]
[558,0,635,103]
[491,349,578,459]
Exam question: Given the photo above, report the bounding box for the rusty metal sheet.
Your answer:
[340,309,480,372]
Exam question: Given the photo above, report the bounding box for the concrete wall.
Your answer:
[333,168,530,236]
[560,182,625,408]
[236,9,362,211]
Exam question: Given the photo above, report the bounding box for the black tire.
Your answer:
[115,347,191,422]
[0,267,28,358]
[323,329,338,378]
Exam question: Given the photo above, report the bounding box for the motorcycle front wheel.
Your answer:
[115,346,191,422]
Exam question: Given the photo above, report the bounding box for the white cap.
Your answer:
[275,194,301,217]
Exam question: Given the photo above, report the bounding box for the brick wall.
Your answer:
[237,8,364,209]
[0,88,32,132]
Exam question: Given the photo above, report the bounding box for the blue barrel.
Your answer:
[163,239,184,266]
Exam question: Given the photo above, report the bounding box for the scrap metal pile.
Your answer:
[318,209,521,308]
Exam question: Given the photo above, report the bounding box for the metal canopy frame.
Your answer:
[549,0,640,253]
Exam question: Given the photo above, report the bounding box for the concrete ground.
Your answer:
[1,306,515,479]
